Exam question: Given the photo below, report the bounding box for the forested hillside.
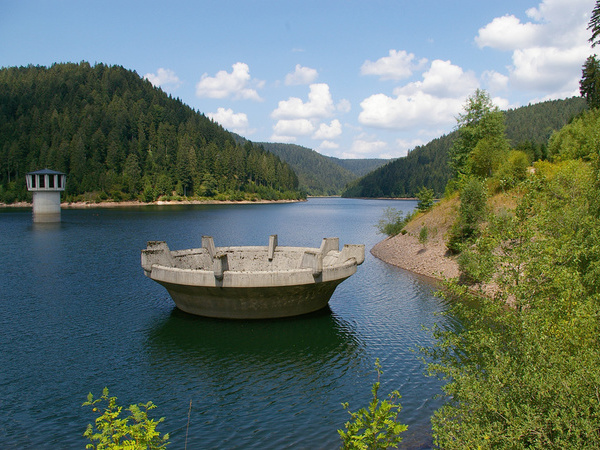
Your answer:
[342,96,587,198]
[0,62,302,204]
[254,142,355,195]
[249,141,387,195]
[325,157,388,177]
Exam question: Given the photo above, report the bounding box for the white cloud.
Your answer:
[395,60,478,98]
[337,99,352,113]
[313,119,342,140]
[395,138,428,157]
[359,60,477,131]
[272,119,315,141]
[476,15,542,51]
[490,96,510,110]
[343,138,388,159]
[319,140,339,150]
[206,107,253,135]
[511,45,591,92]
[360,91,465,131]
[196,62,264,100]
[482,70,509,92]
[285,64,318,85]
[361,49,427,81]
[144,68,182,90]
[271,83,335,119]
[477,0,592,51]
[525,0,593,47]
[475,0,594,98]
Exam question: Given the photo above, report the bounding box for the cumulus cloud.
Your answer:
[482,70,510,92]
[337,98,351,113]
[313,119,342,140]
[475,0,594,96]
[476,15,542,51]
[271,83,335,119]
[491,96,511,110]
[511,46,591,92]
[196,62,264,100]
[206,107,253,135]
[359,60,478,131]
[144,68,182,90]
[342,137,389,159]
[395,60,478,98]
[271,119,315,142]
[360,91,464,130]
[285,64,318,85]
[319,140,339,150]
[361,49,427,81]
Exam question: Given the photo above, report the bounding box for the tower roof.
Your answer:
[27,168,65,175]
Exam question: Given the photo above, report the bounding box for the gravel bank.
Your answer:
[370,199,460,281]
[371,232,459,281]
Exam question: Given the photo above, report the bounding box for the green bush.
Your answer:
[418,226,429,245]
[82,388,170,449]
[446,176,488,254]
[426,159,600,448]
[416,186,435,212]
[376,208,415,236]
[493,150,530,191]
[338,359,407,449]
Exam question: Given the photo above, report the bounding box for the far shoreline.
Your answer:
[0,198,306,209]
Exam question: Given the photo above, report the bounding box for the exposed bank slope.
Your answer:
[371,198,460,280]
[371,193,517,281]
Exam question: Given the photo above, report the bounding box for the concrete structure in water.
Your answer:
[26,168,66,223]
[141,235,365,319]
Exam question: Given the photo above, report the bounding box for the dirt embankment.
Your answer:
[371,193,519,283]
[370,198,460,281]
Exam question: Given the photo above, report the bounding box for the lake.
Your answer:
[0,197,451,448]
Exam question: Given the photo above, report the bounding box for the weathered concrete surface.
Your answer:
[26,169,66,223]
[141,235,365,319]
[31,191,62,222]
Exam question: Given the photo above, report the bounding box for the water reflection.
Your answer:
[146,306,365,370]
[144,307,368,448]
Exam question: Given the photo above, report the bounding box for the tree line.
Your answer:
[0,62,302,204]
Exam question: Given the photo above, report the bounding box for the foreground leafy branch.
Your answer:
[82,387,170,449]
[338,359,407,449]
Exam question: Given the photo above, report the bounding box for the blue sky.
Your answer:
[1,0,596,159]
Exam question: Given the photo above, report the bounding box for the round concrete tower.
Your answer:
[26,169,66,222]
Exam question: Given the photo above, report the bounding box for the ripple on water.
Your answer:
[0,200,450,449]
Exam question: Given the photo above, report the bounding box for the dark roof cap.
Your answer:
[27,168,65,175]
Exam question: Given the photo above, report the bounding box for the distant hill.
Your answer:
[0,63,302,203]
[229,135,389,195]
[325,156,389,177]
[254,142,356,195]
[342,97,587,198]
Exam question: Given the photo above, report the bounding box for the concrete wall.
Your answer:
[32,191,61,223]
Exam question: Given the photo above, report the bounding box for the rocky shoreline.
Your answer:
[370,199,460,281]
[371,232,459,281]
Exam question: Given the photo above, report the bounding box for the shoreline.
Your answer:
[4,196,457,282]
[370,233,459,282]
[0,198,305,209]
[370,198,460,282]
